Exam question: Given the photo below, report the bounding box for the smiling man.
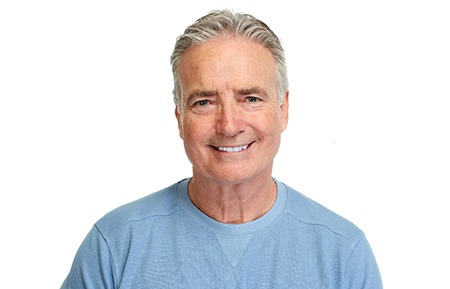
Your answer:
[175,36,288,224]
[61,10,383,289]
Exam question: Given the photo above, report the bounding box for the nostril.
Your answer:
[215,118,245,136]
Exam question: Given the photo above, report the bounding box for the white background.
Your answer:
[1,1,449,288]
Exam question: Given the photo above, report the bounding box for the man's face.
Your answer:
[176,37,289,185]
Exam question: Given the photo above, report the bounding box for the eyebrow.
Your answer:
[187,90,217,99]
[235,87,268,98]
[186,86,268,103]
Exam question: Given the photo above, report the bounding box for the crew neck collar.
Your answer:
[177,178,287,236]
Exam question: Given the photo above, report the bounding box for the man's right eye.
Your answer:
[195,100,209,106]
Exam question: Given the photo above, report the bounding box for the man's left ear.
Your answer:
[280,91,289,131]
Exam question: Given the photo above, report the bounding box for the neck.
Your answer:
[188,174,277,224]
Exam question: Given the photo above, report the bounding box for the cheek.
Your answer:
[262,109,285,131]
[182,117,210,143]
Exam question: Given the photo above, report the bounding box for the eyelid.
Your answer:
[189,95,212,105]
[194,99,209,106]
[245,95,262,101]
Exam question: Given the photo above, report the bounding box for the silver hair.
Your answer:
[170,9,289,108]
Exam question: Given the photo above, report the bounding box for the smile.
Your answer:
[216,144,249,153]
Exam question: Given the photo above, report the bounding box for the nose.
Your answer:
[215,102,246,137]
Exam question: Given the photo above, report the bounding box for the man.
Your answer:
[61,10,383,288]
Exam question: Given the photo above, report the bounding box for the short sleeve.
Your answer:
[342,235,383,289]
[61,226,116,289]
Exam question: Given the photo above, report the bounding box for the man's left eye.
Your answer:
[246,96,259,102]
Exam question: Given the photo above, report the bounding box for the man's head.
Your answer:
[171,10,289,185]
[170,9,289,109]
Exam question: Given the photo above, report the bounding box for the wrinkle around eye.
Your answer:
[190,99,215,115]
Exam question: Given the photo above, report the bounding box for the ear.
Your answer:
[280,91,289,131]
[175,106,184,139]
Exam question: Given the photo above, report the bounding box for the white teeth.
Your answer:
[217,145,249,152]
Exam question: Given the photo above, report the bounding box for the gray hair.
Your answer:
[170,9,289,108]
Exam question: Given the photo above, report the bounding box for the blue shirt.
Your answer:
[61,178,382,289]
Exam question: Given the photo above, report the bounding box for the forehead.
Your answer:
[177,37,277,96]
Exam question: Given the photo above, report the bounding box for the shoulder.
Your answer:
[278,181,364,243]
[94,180,182,238]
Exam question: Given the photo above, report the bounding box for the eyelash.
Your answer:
[194,99,209,106]
[246,96,260,102]
[192,96,261,108]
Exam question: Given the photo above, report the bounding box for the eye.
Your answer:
[246,96,260,103]
[195,99,209,106]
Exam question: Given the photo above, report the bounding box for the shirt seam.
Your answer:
[283,209,362,242]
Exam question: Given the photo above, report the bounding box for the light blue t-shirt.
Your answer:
[61,178,382,289]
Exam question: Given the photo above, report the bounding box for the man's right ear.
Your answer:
[175,107,183,139]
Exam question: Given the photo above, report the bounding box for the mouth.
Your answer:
[213,143,252,153]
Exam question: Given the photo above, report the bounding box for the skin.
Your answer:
[175,37,289,224]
